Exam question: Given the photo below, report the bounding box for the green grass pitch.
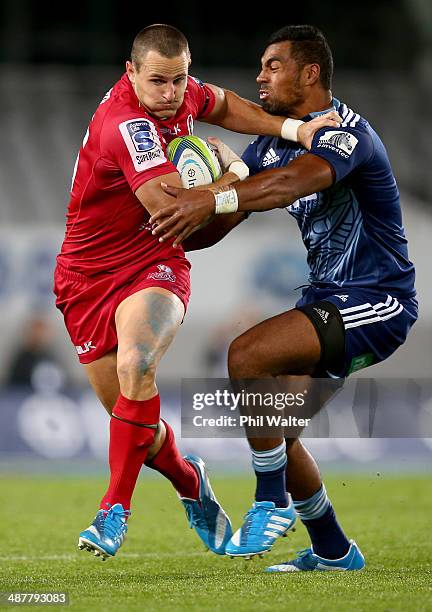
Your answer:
[1,473,431,611]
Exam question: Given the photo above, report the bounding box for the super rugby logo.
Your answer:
[119,118,167,172]
[127,120,157,152]
[316,130,358,158]
[148,264,176,282]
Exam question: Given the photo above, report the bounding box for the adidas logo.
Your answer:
[335,294,349,302]
[313,307,329,324]
[262,147,280,167]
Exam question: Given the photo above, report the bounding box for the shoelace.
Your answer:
[280,548,313,566]
[103,505,131,541]
[185,502,207,530]
[242,505,270,536]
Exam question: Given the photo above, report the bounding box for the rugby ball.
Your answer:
[167,135,222,188]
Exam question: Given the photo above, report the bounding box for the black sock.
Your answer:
[294,484,350,559]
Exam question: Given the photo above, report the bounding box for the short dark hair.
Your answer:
[267,25,333,90]
[131,24,189,70]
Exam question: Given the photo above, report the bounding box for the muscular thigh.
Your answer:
[115,287,184,361]
[83,287,185,407]
[231,308,322,377]
[114,287,185,399]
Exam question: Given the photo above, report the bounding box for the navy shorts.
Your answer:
[296,286,418,377]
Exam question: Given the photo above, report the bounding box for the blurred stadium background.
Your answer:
[0,1,431,473]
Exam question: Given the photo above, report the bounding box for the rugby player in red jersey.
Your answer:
[54,23,339,560]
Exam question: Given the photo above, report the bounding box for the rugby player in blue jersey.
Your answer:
[151,25,417,572]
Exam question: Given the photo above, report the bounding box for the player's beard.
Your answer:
[261,75,305,117]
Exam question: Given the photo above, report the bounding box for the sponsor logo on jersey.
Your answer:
[75,341,96,355]
[171,123,182,135]
[119,118,166,172]
[148,264,176,282]
[160,123,182,137]
[335,294,349,302]
[316,130,359,159]
[313,307,329,324]
[262,147,281,167]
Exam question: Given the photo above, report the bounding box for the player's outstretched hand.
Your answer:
[150,184,215,247]
[297,111,342,150]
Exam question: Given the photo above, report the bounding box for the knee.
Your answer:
[228,336,247,378]
[117,345,157,391]
[228,335,259,378]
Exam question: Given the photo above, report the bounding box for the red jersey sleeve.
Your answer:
[187,76,216,119]
[101,112,178,193]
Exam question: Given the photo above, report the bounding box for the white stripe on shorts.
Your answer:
[342,298,400,323]
[339,294,392,315]
[340,294,403,330]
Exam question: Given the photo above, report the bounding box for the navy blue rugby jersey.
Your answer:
[242,99,416,297]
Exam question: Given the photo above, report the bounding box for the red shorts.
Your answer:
[54,256,191,364]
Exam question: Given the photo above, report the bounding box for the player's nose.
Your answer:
[163,83,176,102]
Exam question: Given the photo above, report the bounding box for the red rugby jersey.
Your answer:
[57,73,215,276]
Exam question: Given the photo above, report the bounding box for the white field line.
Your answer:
[0,552,208,562]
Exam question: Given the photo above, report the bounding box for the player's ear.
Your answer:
[126,60,135,84]
[303,63,321,87]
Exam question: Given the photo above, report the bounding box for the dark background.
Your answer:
[2,1,431,202]
[0,0,425,69]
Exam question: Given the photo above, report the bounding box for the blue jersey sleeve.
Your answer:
[310,124,374,182]
[241,140,260,176]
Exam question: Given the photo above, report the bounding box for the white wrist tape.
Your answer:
[281,118,304,142]
[228,160,249,181]
[214,189,239,214]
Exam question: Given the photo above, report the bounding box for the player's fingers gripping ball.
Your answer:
[207,137,249,180]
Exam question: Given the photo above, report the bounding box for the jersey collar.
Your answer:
[302,98,340,121]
